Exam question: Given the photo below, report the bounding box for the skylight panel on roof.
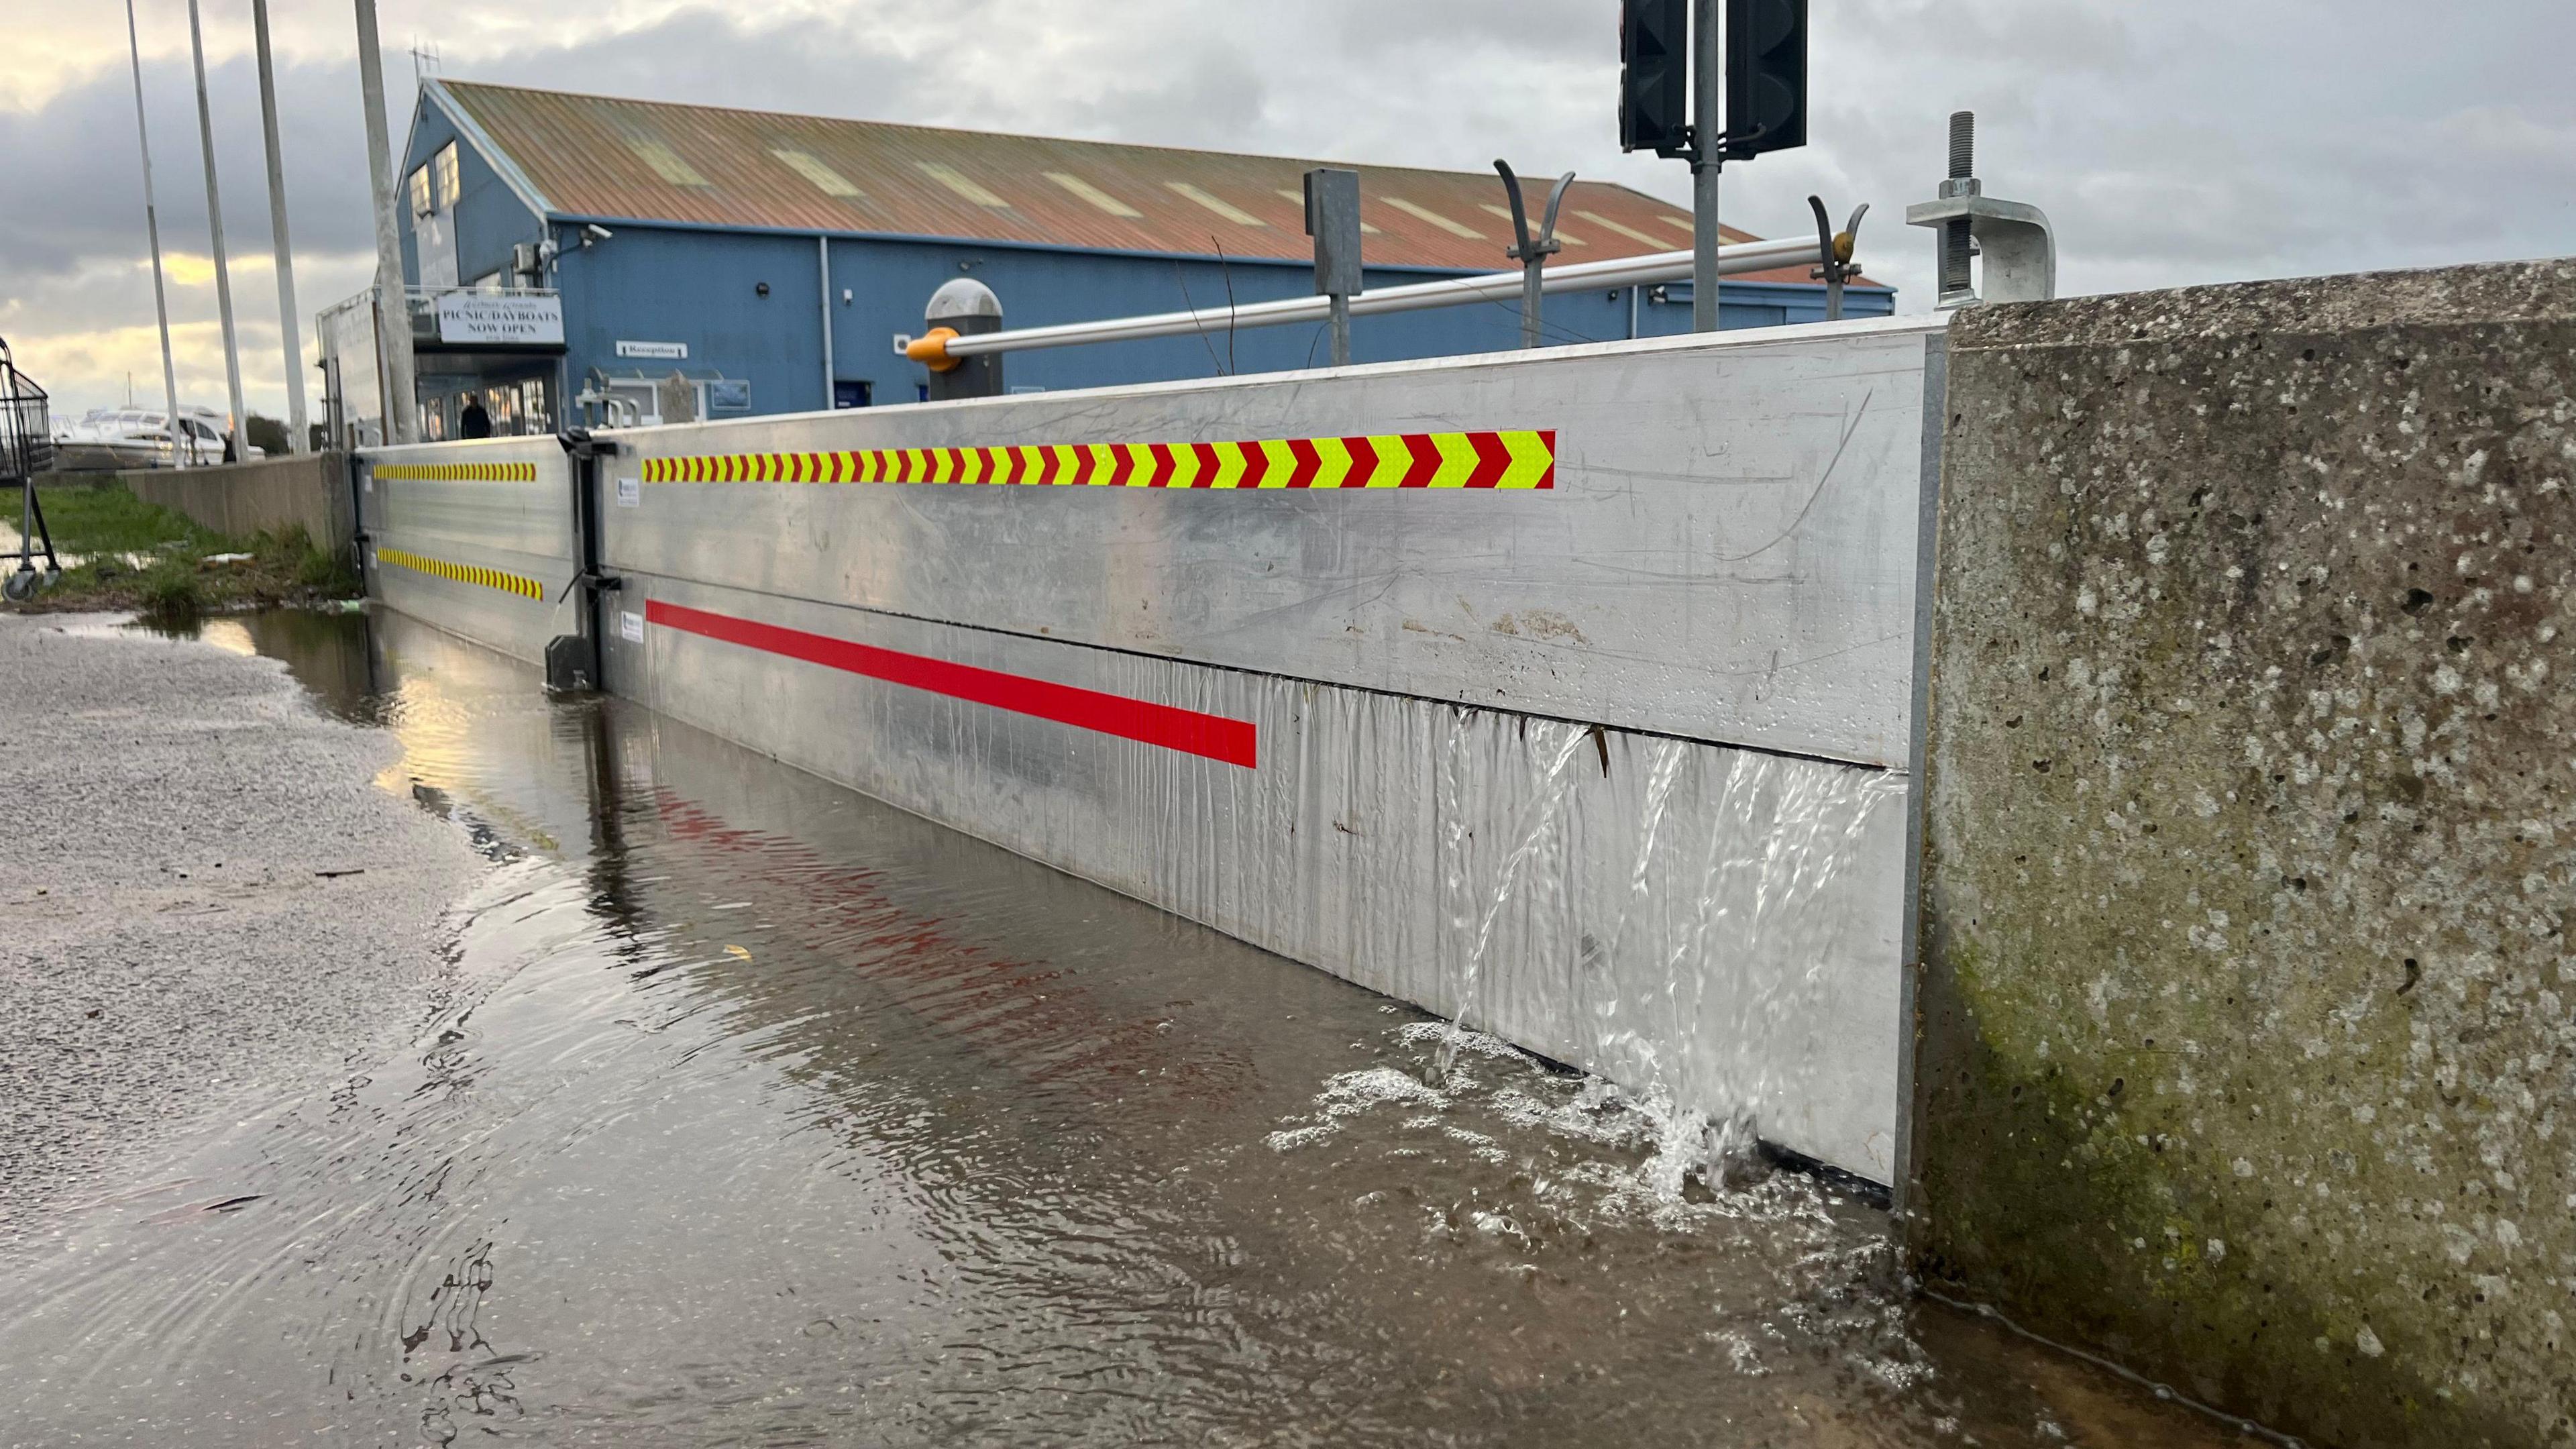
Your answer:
[627,138,710,187]
[1479,204,1586,245]
[1574,210,1673,249]
[1044,172,1142,217]
[1274,189,1379,233]
[772,148,860,198]
[1381,197,1483,239]
[1165,182,1265,227]
[916,162,1010,208]
[1655,215,1699,239]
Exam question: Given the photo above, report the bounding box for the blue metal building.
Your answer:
[347,80,1892,439]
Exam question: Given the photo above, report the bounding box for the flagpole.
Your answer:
[185,0,249,458]
[124,0,186,469]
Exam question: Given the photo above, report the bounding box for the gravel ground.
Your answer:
[0,614,484,1252]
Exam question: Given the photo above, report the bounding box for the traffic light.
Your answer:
[1723,0,1806,158]
[1618,0,1692,158]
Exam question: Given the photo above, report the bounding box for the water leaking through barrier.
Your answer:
[354,317,1945,1183]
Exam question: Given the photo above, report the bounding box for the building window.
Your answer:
[515,378,551,433]
[409,144,460,222]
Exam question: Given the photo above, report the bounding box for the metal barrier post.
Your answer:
[549,429,622,692]
[1303,168,1363,366]
[916,280,1005,401]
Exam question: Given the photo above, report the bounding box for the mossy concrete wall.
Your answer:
[120,452,354,558]
[1913,260,2576,1447]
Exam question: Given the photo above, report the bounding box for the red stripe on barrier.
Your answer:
[645,600,1258,769]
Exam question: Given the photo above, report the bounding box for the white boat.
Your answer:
[49,405,264,470]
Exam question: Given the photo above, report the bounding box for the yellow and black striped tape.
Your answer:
[372,462,539,482]
[375,546,546,600]
[636,429,1554,491]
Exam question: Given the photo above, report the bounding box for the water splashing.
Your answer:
[1433,716,1595,1081]
[1428,704,1909,1183]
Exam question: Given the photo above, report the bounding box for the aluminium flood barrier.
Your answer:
[356,315,1946,1184]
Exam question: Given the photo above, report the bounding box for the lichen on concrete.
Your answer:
[1914,260,2576,1447]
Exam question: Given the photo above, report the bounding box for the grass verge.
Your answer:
[4,479,361,625]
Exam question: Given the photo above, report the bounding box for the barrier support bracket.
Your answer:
[549,429,621,694]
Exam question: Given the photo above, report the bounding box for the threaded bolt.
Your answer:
[1941,110,1977,299]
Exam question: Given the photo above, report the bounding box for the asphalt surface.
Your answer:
[0,614,483,1252]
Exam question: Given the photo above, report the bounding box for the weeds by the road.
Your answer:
[30,482,229,556]
[5,480,360,625]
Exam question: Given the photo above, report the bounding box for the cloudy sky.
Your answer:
[3,0,2571,421]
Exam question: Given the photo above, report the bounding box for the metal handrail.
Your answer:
[906,235,1833,365]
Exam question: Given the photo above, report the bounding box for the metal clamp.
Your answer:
[1904,111,2055,307]
[556,427,619,460]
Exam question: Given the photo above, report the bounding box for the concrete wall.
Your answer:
[1913,260,2576,1446]
[122,453,354,557]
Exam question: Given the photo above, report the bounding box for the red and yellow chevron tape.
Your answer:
[376,545,546,600]
[637,429,1553,490]
[373,462,539,482]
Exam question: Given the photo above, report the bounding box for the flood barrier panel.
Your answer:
[361,316,1945,1183]
[356,440,580,667]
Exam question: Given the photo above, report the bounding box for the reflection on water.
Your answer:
[0,608,2267,1448]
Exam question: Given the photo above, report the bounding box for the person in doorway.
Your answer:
[460,396,493,439]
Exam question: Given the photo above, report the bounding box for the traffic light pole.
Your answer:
[1689,0,1722,332]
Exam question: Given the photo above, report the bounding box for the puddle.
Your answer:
[0,607,2273,1447]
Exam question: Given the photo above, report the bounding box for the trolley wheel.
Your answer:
[3,570,34,602]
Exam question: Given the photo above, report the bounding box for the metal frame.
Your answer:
[1,338,58,600]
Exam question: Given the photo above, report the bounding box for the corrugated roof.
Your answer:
[435,81,1866,287]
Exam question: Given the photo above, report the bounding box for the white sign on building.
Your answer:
[615,339,688,360]
[433,292,566,345]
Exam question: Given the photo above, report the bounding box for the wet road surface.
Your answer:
[0,613,482,1241]
[0,609,2275,1447]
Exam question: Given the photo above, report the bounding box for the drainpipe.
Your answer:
[817,235,835,409]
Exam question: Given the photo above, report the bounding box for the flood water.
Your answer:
[0,608,2269,1447]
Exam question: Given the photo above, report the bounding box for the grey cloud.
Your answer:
[11,0,2576,417]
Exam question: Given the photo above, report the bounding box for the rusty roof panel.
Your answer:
[435,81,1870,286]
